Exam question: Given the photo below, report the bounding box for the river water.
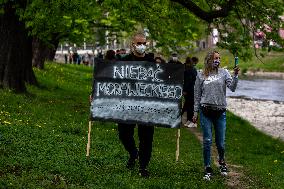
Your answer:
[226,79,284,102]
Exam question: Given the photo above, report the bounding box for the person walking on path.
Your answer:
[183,57,198,127]
[118,32,155,178]
[192,51,239,180]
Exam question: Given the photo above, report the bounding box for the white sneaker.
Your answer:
[184,121,197,128]
[203,167,213,181]
[184,120,191,127]
[188,122,197,128]
[219,162,228,176]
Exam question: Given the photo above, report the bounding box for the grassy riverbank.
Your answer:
[0,63,283,188]
[193,49,284,73]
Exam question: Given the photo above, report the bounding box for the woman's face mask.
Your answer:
[212,60,220,67]
[212,53,221,68]
[134,44,146,54]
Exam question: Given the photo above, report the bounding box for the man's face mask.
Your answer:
[134,44,146,54]
[172,57,178,62]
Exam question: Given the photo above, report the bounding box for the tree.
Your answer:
[171,0,284,60]
[100,0,205,56]
[0,0,102,92]
[102,0,284,59]
[0,1,37,92]
[109,0,284,59]
[24,0,101,69]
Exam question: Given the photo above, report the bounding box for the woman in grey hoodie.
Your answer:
[192,51,239,180]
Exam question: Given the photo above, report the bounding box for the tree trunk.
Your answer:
[0,2,37,92]
[32,37,59,69]
[47,38,59,61]
[32,37,47,69]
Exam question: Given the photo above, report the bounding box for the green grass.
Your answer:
[0,62,283,188]
[191,49,284,73]
[226,112,284,188]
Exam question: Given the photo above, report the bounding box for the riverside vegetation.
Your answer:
[0,62,283,188]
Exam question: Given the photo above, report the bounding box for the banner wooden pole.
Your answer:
[176,128,180,162]
[86,121,92,157]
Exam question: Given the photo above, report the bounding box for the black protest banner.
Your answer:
[90,61,184,128]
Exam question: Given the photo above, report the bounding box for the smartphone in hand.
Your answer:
[234,56,240,75]
[234,56,239,68]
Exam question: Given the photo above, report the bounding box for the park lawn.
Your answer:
[192,49,284,73]
[225,112,284,188]
[0,62,283,188]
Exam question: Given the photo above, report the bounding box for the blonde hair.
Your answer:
[203,50,219,77]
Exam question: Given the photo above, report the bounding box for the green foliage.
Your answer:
[1,0,283,61]
[146,1,204,55]
[21,0,101,45]
[226,111,284,188]
[207,0,284,60]
[101,0,205,55]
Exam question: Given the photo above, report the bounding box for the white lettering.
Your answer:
[96,82,182,99]
[113,66,124,79]
[97,82,107,96]
[113,65,164,82]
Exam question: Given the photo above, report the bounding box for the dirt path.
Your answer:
[186,127,247,188]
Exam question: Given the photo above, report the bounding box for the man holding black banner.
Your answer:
[117,32,155,178]
[90,32,184,178]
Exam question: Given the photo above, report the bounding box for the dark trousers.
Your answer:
[118,123,154,169]
[183,95,194,121]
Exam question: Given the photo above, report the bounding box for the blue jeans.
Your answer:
[200,109,226,167]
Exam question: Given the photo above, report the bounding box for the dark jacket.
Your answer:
[168,60,183,64]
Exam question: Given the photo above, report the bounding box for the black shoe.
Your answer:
[203,167,213,181]
[126,154,138,169]
[219,161,228,176]
[139,169,149,178]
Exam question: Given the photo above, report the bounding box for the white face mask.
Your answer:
[172,57,178,62]
[134,44,146,54]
